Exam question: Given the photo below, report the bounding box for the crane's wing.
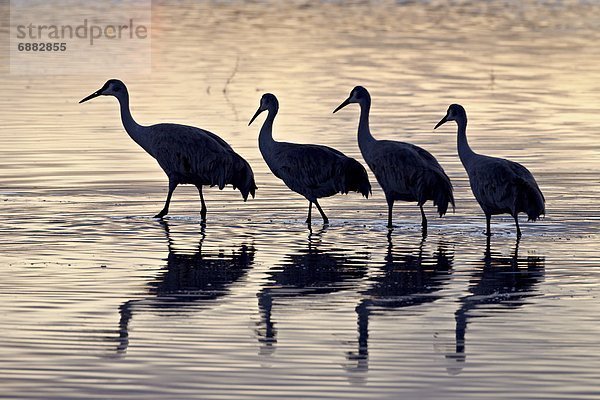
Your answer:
[469,156,545,212]
[146,123,237,185]
[469,159,514,204]
[270,143,346,189]
[367,141,430,185]
[506,159,545,202]
[407,143,447,174]
[148,123,232,154]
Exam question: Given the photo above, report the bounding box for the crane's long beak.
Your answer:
[333,98,350,114]
[248,108,264,126]
[434,115,448,130]
[79,90,102,104]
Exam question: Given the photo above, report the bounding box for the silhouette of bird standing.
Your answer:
[80,79,256,221]
[249,93,371,224]
[334,86,454,232]
[434,104,545,237]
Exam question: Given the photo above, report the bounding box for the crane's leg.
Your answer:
[196,185,207,223]
[513,214,522,238]
[419,204,428,234]
[386,198,394,229]
[314,200,329,225]
[154,179,177,219]
[306,201,312,225]
[485,213,492,237]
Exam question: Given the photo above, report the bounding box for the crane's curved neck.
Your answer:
[115,90,149,151]
[357,97,376,152]
[456,116,476,167]
[258,106,278,152]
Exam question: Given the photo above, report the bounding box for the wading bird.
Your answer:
[80,79,256,221]
[434,104,545,237]
[334,86,454,232]
[249,93,371,224]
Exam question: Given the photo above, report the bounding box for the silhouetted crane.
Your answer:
[249,93,371,224]
[334,86,454,233]
[80,79,256,221]
[434,104,545,237]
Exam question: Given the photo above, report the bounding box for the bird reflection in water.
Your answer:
[256,226,368,355]
[443,237,545,375]
[345,233,453,380]
[115,221,255,354]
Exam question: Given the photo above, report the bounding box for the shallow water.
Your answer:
[0,0,599,399]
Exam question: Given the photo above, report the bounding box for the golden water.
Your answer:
[0,1,599,398]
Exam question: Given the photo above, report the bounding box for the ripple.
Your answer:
[1,0,600,399]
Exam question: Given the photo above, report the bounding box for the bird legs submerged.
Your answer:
[154,181,208,223]
[419,204,428,233]
[387,199,428,237]
[485,214,522,238]
[386,199,394,229]
[306,200,329,225]
[197,185,207,222]
[154,179,178,219]
[513,214,522,238]
[485,213,491,237]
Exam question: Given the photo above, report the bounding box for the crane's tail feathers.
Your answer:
[517,179,545,222]
[431,170,455,217]
[231,157,257,201]
[342,158,372,198]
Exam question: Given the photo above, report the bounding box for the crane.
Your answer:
[334,86,454,233]
[434,104,545,237]
[249,93,371,224]
[80,79,256,221]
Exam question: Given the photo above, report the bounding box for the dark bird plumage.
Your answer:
[80,79,256,221]
[334,86,455,232]
[249,93,371,224]
[434,104,545,237]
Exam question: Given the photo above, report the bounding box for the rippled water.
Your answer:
[1,0,599,399]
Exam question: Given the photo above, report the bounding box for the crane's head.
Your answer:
[333,86,370,113]
[434,104,467,129]
[248,93,279,126]
[79,79,127,103]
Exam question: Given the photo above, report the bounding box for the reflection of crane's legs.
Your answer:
[454,307,466,355]
[155,179,178,218]
[347,300,369,362]
[257,290,276,344]
[116,300,134,354]
[314,200,329,224]
[356,301,369,359]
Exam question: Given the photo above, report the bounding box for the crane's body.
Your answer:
[141,123,254,191]
[249,93,371,224]
[334,86,454,231]
[80,79,256,221]
[435,104,545,237]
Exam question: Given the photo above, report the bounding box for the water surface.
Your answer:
[0,1,599,399]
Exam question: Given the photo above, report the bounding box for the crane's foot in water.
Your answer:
[154,210,168,219]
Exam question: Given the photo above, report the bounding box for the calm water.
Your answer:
[1,1,600,399]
